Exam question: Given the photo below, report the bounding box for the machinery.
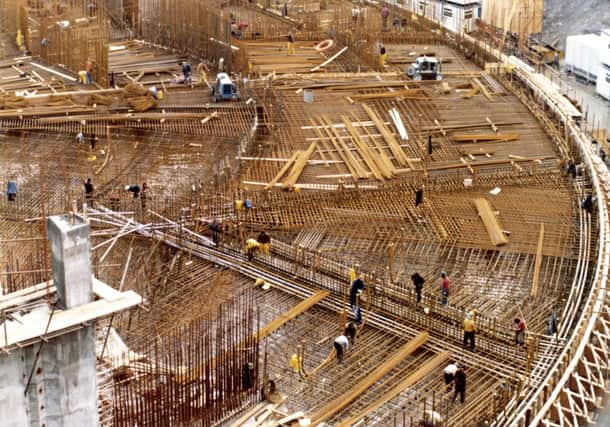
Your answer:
[211,73,240,102]
[406,56,442,81]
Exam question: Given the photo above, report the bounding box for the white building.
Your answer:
[391,0,481,33]
[596,49,610,100]
[565,31,610,83]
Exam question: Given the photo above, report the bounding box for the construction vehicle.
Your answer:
[211,73,240,102]
[406,56,442,81]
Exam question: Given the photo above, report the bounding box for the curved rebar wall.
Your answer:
[414,9,610,426]
[368,2,609,424]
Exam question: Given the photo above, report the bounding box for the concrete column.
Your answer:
[46,215,93,309]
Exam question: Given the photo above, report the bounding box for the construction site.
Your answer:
[0,0,609,426]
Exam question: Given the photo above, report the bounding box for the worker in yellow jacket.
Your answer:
[245,238,260,261]
[379,44,387,69]
[463,310,477,351]
[16,30,24,54]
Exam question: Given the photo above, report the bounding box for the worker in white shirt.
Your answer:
[334,335,349,365]
[443,361,459,391]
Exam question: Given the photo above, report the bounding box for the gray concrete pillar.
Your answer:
[46,215,93,309]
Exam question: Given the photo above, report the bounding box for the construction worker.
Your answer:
[439,271,450,306]
[379,43,387,68]
[333,334,349,365]
[344,321,357,344]
[84,178,94,207]
[463,311,477,351]
[257,230,271,255]
[126,184,141,198]
[514,317,527,346]
[289,353,301,373]
[443,361,458,391]
[380,6,390,30]
[15,30,25,54]
[452,366,467,403]
[76,131,85,144]
[553,51,560,68]
[245,238,260,261]
[349,275,365,308]
[242,362,255,389]
[6,180,18,202]
[415,185,424,206]
[210,218,221,245]
[582,192,594,215]
[182,61,192,84]
[411,272,425,304]
[392,16,400,31]
[547,310,558,336]
[85,60,94,84]
[351,7,360,25]
[78,70,88,84]
[349,264,360,284]
[287,32,296,55]
[422,410,442,427]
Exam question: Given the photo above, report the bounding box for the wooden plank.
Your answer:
[310,46,348,72]
[282,143,317,189]
[473,198,509,247]
[310,332,428,425]
[531,223,545,298]
[258,290,329,340]
[335,352,450,427]
[452,133,520,143]
[349,89,427,101]
[266,151,299,190]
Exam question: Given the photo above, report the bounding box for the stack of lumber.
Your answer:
[473,198,508,246]
[266,142,318,190]
[243,41,324,74]
[0,94,28,109]
[341,115,394,180]
[362,104,414,170]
